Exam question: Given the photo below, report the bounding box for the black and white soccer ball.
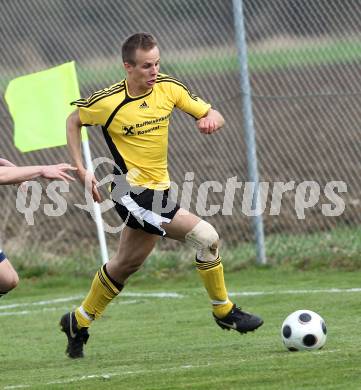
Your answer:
[281,310,327,351]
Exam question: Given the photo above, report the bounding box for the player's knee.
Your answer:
[0,257,19,292]
[185,220,219,248]
[9,272,19,290]
[1,270,19,292]
[185,220,220,261]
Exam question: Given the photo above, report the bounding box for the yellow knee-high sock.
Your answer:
[196,257,233,318]
[75,264,123,328]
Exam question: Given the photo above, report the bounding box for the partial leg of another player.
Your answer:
[0,252,19,298]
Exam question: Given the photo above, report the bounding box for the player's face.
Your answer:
[125,46,160,95]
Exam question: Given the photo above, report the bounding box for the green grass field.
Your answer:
[1,265,361,390]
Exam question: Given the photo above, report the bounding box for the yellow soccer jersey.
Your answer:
[72,73,211,190]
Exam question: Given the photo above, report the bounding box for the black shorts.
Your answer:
[0,250,6,262]
[111,184,180,236]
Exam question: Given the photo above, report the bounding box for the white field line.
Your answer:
[3,363,212,389]
[0,292,184,311]
[1,287,350,388]
[229,287,361,297]
[122,291,184,298]
[1,287,360,317]
[2,287,360,311]
[0,300,138,317]
[3,348,343,389]
[0,295,84,310]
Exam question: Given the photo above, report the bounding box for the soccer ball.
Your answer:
[281,310,327,351]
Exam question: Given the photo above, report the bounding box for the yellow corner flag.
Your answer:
[5,61,87,152]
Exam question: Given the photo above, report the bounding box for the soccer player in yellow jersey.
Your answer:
[0,157,76,298]
[60,32,263,358]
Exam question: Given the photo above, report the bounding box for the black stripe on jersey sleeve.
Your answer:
[88,82,125,104]
[71,86,125,108]
[156,77,198,101]
[156,75,191,91]
[71,98,88,106]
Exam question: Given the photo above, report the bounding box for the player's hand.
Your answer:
[197,109,224,134]
[77,168,102,203]
[196,117,218,134]
[41,163,77,183]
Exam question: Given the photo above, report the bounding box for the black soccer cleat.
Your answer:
[59,312,89,358]
[213,305,263,334]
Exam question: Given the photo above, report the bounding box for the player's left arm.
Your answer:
[0,158,28,190]
[196,108,225,135]
[168,79,224,135]
[0,158,16,167]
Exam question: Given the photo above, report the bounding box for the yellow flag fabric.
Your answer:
[5,61,87,152]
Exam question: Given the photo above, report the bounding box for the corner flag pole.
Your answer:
[5,62,109,266]
[82,139,109,265]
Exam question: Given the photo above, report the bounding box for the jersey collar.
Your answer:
[125,79,153,100]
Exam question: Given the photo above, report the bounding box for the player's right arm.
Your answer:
[68,84,119,202]
[66,109,101,202]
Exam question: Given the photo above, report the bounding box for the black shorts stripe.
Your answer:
[111,186,180,236]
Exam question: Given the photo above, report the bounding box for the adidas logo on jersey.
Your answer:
[139,101,149,109]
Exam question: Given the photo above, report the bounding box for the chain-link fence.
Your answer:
[1,0,360,263]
